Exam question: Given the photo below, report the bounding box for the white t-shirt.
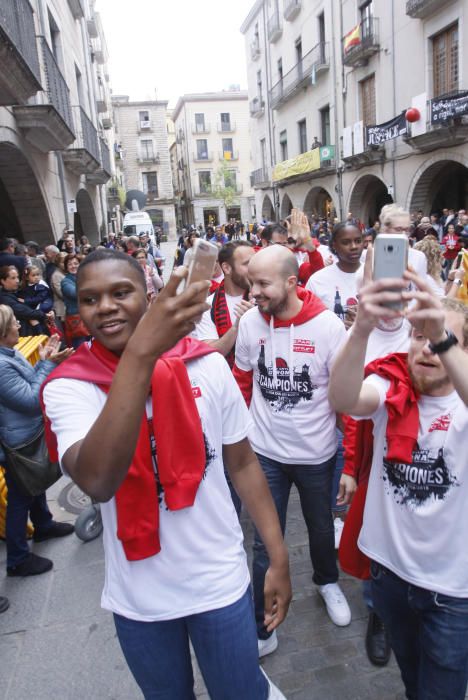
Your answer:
[235,306,346,464]
[306,263,362,321]
[43,353,252,621]
[357,375,468,597]
[317,245,337,265]
[195,291,243,340]
[364,319,411,364]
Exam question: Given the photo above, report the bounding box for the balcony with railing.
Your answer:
[272,145,336,185]
[270,42,329,110]
[0,0,42,105]
[137,150,160,164]
[67,0,84,19]
[250,97,265,118]
[406,0,452,19]
[284,0,301,21]
[342,18,380,67]
[193,151,213,162]
[192,123,210,134]
[268,12,282,43]
[250,167,271,188]
[13,37,75,153]
[97,86,108,113]
[219,151,239,161]
[87,138,112,184]
[403,90,468,152]
[138,118,152,133]
[62,105,100,175]
[218,121,236,133]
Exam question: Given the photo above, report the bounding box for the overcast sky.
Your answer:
[96,0,254,107]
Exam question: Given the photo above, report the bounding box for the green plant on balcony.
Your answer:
[212,162,238,209]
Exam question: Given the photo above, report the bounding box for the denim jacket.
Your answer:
[0,347,55,463]
[61,273,78,315]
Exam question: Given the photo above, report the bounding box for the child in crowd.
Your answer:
[22,265,54,314]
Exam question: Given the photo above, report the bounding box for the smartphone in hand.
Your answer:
[373,234,408,309]
[186,239,219,301]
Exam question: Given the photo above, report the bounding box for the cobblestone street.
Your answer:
[0,474,405,700]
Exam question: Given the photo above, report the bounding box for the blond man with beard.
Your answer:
[329,263,468,700]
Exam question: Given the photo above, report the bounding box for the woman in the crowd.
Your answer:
[61,254,89,348]
[0,305,74,577]
[442,222,461,273]
[132,249,163,301]
[49,252,66,328]
[0,266,50,335]
[414,237,445,296]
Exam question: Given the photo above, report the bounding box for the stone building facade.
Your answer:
[0,0,114,246]
[172,91,255,228]
[241,0,468,225]
[111,97,176,240]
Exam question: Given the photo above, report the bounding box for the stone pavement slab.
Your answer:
[0,478,408,699]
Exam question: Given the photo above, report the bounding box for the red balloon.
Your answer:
[405,108,421,123]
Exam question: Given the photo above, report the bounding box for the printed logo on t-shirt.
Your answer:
[256,345,317,412]
[382,446,458,508]
[147,418,216,508]
[190,379,202,399]
[428,414,452,433]
[333,288,358,321]
[293,339,315,354]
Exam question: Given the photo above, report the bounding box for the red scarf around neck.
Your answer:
[211,280,249,369]
[41,337,215,561]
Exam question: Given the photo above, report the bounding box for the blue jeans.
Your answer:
[332,428,346,514]
[253,452,338,639]
[113,587,268,700]
[4,467,53,568]
[371,561,468,700]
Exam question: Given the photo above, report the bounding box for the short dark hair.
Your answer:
[261,223,287,241]
[76,248,145,289]
[0,265,16,282]
[0,238,15,252]
[330,222,361,252]
[218,240,253,267]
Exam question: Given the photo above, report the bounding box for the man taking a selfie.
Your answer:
[41,249,291,699]
[329,258,468,700]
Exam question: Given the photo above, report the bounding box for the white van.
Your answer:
[122,211,155,242]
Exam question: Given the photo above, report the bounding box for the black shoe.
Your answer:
[33,521,74,543]
[0,596,9,613]
[7,553,53,577]
[366,611,391,666]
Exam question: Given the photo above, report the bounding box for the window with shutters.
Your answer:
[360,74,376,127]
[432,24,458,97]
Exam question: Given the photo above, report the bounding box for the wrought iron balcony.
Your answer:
[0,0,42,105]
[67,0,84,19]
[268,12,282,43]
[406,0,452,19]
[403,91,468,152]
[250,167,271,188]
[250,39,261,61]
[192,123,210,134]
[14,37,75,153]
[193,151,213,162]
[284,0,301,21]
[63,105,100,176]
[250,97,265,118]
[218,121,236,133]
[272,146,337,185]
[270,42,329,110]
[87,138,112,184]
[342,17,380,68]
[219,151,239,161]
[137,152,160,164]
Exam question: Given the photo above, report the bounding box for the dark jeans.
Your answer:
[114,587,268,700]
[371,561,468,700]
[253,452,338,639]
[4,467,53,567]
[332,428,346,514]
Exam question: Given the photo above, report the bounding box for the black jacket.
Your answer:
[0,289,46,335]
[0,252,26,275]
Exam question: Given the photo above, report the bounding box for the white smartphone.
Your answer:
[186,239,219,299]
[373,234,408,309]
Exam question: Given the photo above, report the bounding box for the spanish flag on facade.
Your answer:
[344,24,361,54]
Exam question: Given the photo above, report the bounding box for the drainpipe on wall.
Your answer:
[331,0,343,219]
[262,1,279,220]
[391,0,397,203]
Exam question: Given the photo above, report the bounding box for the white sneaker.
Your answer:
[258,629,278,658]
[260,667,287,699]
[334,517,345,549]
[318,582,351,626]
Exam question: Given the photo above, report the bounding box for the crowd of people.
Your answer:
[0,200,467,699]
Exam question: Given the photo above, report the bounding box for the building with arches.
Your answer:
[242,0,468,226]
[0,0,114,246]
